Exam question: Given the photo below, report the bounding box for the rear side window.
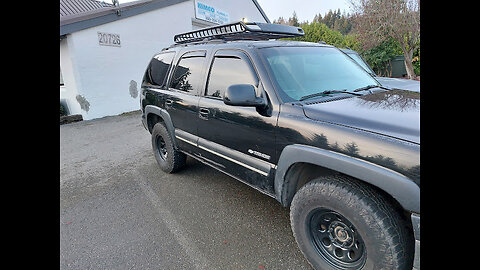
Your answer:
[206,55,258,98]
[143,52,175,88]
[170,52,206,94]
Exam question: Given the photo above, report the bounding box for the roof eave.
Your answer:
[60,0,189,36]
[60,0,271,36]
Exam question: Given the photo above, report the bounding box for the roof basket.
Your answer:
[173,21,304,44]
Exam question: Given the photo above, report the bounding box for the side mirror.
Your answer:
[223,84,266,108]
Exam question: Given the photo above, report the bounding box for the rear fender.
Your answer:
[144,105,177,149]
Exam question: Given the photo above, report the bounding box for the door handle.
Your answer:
[199,108,209,120]
[165,99,173,108]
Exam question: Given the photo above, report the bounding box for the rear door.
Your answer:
[196,49,277,193]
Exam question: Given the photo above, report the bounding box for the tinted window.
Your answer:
[206,56,258,98]
[170,56,206,94]
[143,52,175,88]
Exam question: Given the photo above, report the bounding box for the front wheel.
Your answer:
[290,175,414,270]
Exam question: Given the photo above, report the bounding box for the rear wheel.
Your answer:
[290,175,414,270]
[151,123,186,173]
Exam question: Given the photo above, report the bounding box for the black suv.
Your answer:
[140,22,420,270]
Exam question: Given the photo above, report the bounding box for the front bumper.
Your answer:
[411,213,420,270]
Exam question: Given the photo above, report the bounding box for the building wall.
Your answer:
[60,0,267,120]
[60,38,83,116]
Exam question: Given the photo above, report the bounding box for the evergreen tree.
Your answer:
[310,9,353,35]
[273,16,287,25]
[288,11,300,27]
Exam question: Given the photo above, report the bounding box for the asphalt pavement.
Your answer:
[60,111,313,270]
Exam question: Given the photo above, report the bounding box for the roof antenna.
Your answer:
[112,0,121,16]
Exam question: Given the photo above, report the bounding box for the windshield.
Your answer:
[260,46,380,102]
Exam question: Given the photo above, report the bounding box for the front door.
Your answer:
[197,50,277,194]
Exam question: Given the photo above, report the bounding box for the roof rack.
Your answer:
[173,21,304,44]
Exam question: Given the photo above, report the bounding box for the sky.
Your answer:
[117,0,353,23]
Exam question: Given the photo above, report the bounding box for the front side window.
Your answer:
[259,46,379,102]
[206,55,258,98]
[170,54,206,94]
[143,52,175,88]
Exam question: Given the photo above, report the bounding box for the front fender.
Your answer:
[274,144,420,213]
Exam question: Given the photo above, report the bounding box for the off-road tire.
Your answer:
[290,175,414,270]
[151,122,186,173]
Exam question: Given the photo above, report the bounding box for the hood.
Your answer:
[302,89,420,144]
[376,77,420,92]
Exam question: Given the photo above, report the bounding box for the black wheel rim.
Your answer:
[307,208,366,269]
[156,135,168,161]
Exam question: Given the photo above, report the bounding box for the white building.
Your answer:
[60,0,270,120]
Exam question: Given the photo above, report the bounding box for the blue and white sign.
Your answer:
[195,0,229,25]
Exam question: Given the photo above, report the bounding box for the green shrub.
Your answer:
[359,38,402,76]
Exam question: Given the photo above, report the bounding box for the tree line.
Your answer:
[274,9,353,35]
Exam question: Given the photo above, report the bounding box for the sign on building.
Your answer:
[98,32,121,47]
[194,0,229,25]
